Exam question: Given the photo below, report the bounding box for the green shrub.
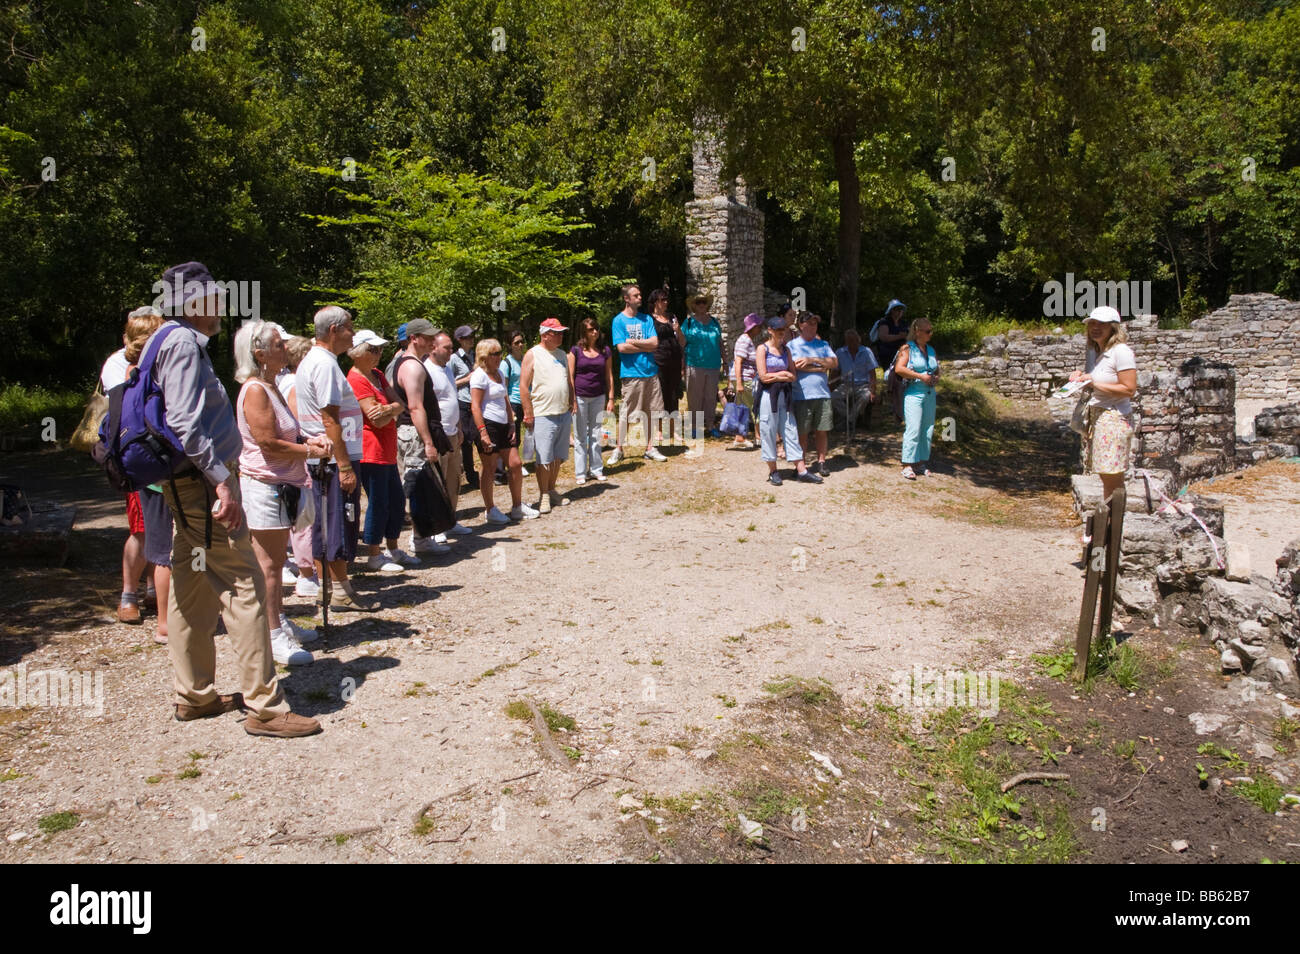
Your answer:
[0,383,87,434]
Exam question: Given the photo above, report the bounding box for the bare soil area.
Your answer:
[0,398,1296,863]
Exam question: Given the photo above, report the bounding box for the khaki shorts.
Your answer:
[619,375,664,421]
[794,398,833,434]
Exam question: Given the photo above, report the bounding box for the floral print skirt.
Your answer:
[1086,406,1133,476]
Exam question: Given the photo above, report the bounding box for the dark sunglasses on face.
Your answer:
[488,350,502,356]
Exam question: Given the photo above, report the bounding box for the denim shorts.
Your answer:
[533,412,572,466]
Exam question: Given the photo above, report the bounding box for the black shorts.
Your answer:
[475,419,515,456]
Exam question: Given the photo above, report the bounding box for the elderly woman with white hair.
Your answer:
[234,320,334,665]
[1069,305,1138,500]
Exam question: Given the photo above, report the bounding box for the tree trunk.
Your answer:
[831,128,862,339]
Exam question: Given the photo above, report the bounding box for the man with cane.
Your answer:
[297,306,375,614]
[834,329,878,444]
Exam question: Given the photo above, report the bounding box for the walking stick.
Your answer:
[318,462,331,640]
[845,368,856,446]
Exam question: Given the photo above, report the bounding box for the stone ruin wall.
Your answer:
[948,293,1300,485]
[947,293,1300,403]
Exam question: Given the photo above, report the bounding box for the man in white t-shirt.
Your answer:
[424,330,473,540]
[296,306,373,612]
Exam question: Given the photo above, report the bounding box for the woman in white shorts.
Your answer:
[234,321,334,665]
[1069,305,1138,502]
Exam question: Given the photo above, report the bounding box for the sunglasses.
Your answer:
[366,345,383,354]
[488,350,503,356]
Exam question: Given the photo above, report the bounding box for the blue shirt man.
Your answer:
[788,325,835,400]
[835,332,879,391]
[611,310,658,379]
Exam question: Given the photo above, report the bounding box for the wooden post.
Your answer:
[1096,488,1126,643]
[1073,502,1109,681]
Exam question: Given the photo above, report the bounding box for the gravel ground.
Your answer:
[0,428,1091,862]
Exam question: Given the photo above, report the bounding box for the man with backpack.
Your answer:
[147,262,321,738]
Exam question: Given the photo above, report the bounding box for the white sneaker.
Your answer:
[520,465,531,477]
[575,475,587,485]
[365,552,404,573]
[509,503,540,520]
[486,507,510,525]
[448,522,473,536]
[412,535,451,554]
[280,613,319,644]
[294,576,321,599]
[684,448,703,459]
[385,547,420,567]
[270,628,314,666]
[281,564,298,586]
[606,448,623,466]
[590,471,605,481]
[643,447,668,462]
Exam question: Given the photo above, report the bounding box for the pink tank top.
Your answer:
[237,379,309,486]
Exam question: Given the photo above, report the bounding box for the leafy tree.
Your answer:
[304,150,623,338]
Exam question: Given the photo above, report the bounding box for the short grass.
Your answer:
[762,676,833,707]
[503,700,575,732]
[38,811,79,834]
[882,682,1080,863]
[1033,636,1150,692]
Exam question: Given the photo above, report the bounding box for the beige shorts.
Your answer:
[619,375,664,422]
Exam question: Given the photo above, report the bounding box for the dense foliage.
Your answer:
[1,0,1296,387]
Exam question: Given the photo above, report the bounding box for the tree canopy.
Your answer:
[0,0,1296,386]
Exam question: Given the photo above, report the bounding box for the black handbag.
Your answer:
[409,461,456,538]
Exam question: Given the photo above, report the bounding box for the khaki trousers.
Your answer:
[164,471,288,719]
[439,430,463,516]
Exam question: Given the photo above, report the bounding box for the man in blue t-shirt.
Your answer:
[788,312,837,477]
[833,327,878,434]
[608,284,664,465]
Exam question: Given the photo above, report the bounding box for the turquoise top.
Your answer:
[903,342,937,393]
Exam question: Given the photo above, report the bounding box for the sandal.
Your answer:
[901,466,917,480]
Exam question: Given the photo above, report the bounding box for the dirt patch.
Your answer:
[1,401,1292,862]
[1189,459,1300,572]
[626,613,1299,864]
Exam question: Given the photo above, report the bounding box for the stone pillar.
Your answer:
[685,133,765,358]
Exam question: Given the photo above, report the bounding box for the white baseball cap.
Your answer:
[1087,306,1122,324]
[352,329,389,348]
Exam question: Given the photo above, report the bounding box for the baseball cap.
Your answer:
[352,329,389,349]
[454,325,475,340]
[406,318,437,338]
[1088,306,1122,324]
[395,322,408,343]
[767,315,789,330]
[539,317,568,333]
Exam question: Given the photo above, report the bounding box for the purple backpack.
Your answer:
[93,323,189,492]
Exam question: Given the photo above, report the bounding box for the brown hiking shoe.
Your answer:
[174,693,245,722]
[329,585,377,612]
[244,711,322,738]
[117,602,142,624]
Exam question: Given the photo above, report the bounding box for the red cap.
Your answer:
[539,317,568,333]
